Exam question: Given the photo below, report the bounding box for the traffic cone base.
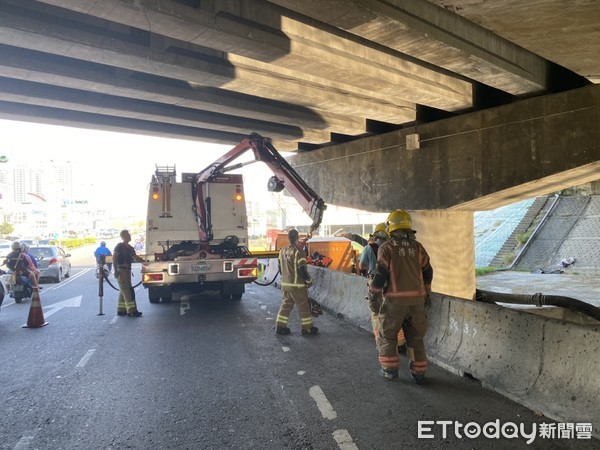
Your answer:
[22,289,48,328]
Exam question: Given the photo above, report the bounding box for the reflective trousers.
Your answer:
[376,300,428,376]
[276,288,314,330]
[371,311,405,344]
[116,267,138,314]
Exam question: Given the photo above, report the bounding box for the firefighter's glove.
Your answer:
[367,290,383,313]
[305,277,313,288]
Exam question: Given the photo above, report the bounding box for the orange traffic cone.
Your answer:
[22,288,48,328]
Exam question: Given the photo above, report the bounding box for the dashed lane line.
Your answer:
[309,385,360,450]
[333,429,359,450]
[309,385,337,420]
[75,349,96,368]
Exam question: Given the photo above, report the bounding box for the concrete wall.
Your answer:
[289,84,600,212]
[516,195,600,273]
[261,259,600,437]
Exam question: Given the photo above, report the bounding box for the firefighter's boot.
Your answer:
[379,368,399,380]
[301,326,319,335]
[275,326,291,335]
[411,374,426,385]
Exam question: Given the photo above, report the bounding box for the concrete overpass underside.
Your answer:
[0,0,599,299]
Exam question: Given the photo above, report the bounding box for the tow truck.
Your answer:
[141,133,326,303]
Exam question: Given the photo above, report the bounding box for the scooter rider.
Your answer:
[3,241,39,290]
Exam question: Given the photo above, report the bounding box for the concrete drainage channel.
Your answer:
[260,260,600,438]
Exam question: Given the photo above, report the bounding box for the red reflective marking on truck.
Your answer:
[237,258,258,266]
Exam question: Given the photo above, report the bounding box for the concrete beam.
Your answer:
[0,99,250,146]
[270,0,550,95]
[288,84,600,211]
[428,0,600,85]
[33,0,472,111]
[0,76,331,143]
[0,44,359,137]
[0,10,401,129]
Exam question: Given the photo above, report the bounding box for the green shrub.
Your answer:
[516,230,533,246]
[502,251,516,265]
[475,267,496,276]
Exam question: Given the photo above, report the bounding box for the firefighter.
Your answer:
[360,223,407,352]
[113,230,144,317]
[367,210,433,383]
[275,228,319,335]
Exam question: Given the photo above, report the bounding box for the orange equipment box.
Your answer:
[307,237,358,273]
[273,232,309,250]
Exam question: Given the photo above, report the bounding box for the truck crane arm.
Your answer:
[193,133,326,243]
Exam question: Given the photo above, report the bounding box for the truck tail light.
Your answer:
[143,273,164,282]
[238,268,257,278]
[234,187,243,202]
[151,184,160,200]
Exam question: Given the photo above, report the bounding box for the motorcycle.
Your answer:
[3,271,33,303]
[95,262,112,279]
[0,269,5,307]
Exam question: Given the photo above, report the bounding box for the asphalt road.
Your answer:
[1,249,597,449]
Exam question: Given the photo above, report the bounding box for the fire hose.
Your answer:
[474,289,600,321]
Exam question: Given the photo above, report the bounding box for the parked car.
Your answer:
[27,245,72,283]
[0,242,12,262]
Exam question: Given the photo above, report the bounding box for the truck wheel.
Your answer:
[148,287,160,304]
[230,293,243,301]
[161,291,173,303]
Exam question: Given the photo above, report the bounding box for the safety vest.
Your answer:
[279,244,308,290]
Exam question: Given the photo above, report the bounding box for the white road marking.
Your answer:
[309,385,337,420]
[282,346,290,352]
[43,296,82,318]
[13,433,35,449]
[43,269,91,291]
[76,349,96,368]
[333,429,359,450]
[260,305,267,310]
[297,371,306,376]
[110,315,119,325]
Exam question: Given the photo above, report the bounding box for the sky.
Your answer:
[0,119,388,234]
[0,118,278,217]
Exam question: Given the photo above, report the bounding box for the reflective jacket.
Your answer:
[371,231,432,304]
[279,243,309,290]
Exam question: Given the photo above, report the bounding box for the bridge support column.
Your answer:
[410,209,475,300]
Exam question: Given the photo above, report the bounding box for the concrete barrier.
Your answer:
[261,260,600,436]
[426,295,600,435]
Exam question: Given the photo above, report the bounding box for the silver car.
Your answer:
[28,245,72,283]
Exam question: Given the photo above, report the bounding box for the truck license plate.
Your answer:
[191,264,211,273]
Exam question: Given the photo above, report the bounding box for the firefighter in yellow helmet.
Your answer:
[275,229,319,335]
[360,223,407,352]
[367,209,433,383]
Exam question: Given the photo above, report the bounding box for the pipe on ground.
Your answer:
[475,289,600,322]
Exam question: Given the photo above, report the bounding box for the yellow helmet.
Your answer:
[373,222,388,240]
[386,209,412,233]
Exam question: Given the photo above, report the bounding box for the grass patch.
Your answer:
[476,267,497,276]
